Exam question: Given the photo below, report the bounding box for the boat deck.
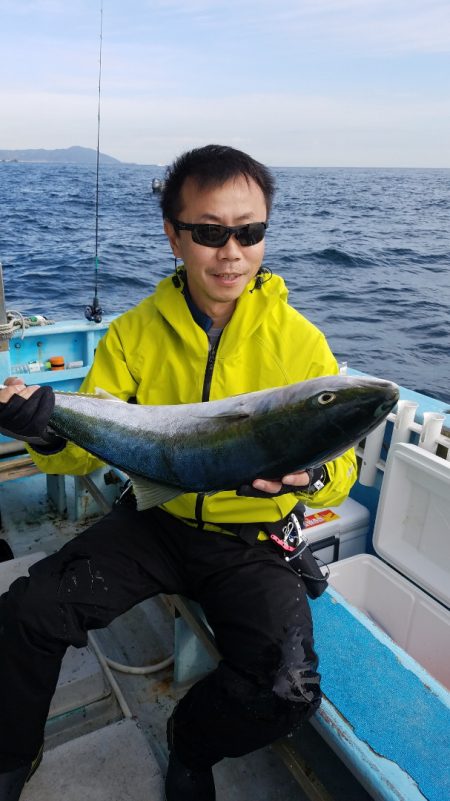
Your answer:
[0,470,373,801]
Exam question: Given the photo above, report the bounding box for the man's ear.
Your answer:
[164,219,182,257]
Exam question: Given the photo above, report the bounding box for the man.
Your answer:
[0,144,356,801]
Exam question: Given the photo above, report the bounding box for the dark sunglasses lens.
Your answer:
[235,223,266,246]
[192,225,229,247]
[190,222,266,247]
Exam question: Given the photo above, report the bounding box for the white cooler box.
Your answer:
[303,497,370,565]
[328,442,450,690]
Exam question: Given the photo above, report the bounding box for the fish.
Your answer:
[46,375,399,509]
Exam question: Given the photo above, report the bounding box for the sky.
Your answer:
[1,0,449,167]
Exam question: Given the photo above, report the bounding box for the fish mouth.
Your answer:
[375,398,397,417]
[369,383,399,418]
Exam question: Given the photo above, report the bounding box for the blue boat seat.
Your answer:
[310,587,450,801]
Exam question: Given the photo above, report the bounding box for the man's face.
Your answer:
[164,175,267,316]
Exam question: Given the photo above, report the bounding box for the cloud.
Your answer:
[104,90,450,167]
[4,86,442,166]
[142,0,450,55]
[1,0,449,167]
[5,87,445,167]
[3,0,450,55]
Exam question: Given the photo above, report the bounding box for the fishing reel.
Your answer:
[85,296,103,323]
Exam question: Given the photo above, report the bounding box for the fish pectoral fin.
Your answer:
[129,474,181,511]
[94,387,125,401]
[193,411,250,421]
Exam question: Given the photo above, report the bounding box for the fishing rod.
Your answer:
[85,0,104,324]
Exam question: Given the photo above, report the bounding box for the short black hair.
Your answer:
[160,144,275,220]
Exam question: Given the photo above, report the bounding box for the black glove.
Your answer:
[236,483,299,498]
[0,386,65,452]
[304,465,329,494]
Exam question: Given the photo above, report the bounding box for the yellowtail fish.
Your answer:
[47,375,398,509]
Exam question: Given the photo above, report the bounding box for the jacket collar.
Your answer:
[182,280,214,333]
[153,271,289,354]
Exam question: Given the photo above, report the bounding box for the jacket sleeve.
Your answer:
[26,320,138,476]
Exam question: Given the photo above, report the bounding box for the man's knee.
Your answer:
[169,657,320,767]
[216,658,320,725]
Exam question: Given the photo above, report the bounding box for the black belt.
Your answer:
[194,502,306,546]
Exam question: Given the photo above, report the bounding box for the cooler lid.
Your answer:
[373,443,450,608]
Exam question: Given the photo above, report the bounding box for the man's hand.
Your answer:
[0,378,63,448]
[251,471,310,494]
[0,376,40,401]
[237,470,310,498]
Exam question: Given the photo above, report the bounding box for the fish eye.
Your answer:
[317,392,336,405]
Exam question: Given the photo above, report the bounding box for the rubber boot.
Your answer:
[0,539,14,563]
[165,750,216,801]
[0,764,30,801]
[0,743,43,801]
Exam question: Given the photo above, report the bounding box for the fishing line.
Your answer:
[85,0,104,324]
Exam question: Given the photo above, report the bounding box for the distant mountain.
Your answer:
[0,146,121,165]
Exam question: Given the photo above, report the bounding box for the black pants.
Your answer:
[0,505,321,772]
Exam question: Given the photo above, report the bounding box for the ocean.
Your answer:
[1,162,449,403]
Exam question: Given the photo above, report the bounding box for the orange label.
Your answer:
[304,509,340,528]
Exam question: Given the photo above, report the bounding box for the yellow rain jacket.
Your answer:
[28,273,357,529]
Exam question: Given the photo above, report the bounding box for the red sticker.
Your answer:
[303,510,340,529]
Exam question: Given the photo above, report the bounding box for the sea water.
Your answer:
[1,163,449,402]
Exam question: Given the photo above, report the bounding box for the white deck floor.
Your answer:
[22,720,163,801]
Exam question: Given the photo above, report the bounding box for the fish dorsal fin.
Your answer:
[94,387,125,401]
[129,474,181,511]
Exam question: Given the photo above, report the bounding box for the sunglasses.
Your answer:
[170,219,267,248]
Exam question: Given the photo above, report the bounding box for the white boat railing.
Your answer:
[358,400,449,486]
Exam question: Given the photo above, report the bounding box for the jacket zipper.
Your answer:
[196,333,222,527]
[201,333,221,402]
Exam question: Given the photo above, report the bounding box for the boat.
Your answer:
[151,177,165,193]
[0,257,449,801]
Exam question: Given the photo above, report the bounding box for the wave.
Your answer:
[306,248,374,269]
